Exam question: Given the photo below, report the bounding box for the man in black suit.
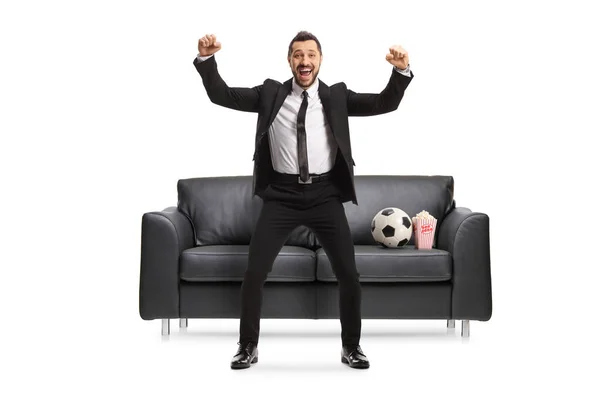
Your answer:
[194,31,413,369]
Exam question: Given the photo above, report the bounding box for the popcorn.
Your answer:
[412,210,437,250]
[415,210,435,220]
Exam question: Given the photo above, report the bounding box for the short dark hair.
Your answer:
[288,31,322,58]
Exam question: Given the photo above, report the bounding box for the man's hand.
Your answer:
[385,45,409,70]
[198,34,222,57]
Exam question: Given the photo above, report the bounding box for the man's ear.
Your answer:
[287,56,291,67]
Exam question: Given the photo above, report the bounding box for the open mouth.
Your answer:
[298,67,312,79]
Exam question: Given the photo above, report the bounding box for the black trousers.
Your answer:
[239,174,362,347]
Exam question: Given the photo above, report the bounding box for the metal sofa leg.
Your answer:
[447,319,455,329]
[461,320,470,338]
[179,318,188,328]
[161,319,170,336]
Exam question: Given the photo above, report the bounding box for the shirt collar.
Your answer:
[292,78,319,99]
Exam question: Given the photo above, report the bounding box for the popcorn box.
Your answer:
[412,213,437,250]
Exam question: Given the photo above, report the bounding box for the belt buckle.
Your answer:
[298,176,313,184]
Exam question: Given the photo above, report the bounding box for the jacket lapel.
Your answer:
[317,80,334,136]
[266,78,293,128]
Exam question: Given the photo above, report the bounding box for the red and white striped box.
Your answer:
[412,216,437,250]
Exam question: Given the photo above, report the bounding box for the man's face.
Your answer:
[288,40,322,89]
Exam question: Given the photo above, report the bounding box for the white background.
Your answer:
[1,0,599,398]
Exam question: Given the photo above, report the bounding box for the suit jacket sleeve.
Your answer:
[346,69,413,116]
[193,56,261,113]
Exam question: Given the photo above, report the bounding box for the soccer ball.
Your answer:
[371,207,413,248]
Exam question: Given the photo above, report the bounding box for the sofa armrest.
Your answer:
[139,206,195,320]
[437,207,492,321]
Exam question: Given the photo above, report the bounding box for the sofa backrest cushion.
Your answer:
[340,175,455,247]
[177,176,316,247]
[177,175,454,249]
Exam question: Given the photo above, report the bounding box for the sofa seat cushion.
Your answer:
[180,245,316,282]
[316,245,452,282]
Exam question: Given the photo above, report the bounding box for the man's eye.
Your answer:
[310,54,315,58]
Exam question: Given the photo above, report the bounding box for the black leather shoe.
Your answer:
[341,345,370,369]
[230,341,258,369]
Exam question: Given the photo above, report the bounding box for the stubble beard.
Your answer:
[294,66,319,89]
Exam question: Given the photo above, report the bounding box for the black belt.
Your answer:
[271,170,334,184]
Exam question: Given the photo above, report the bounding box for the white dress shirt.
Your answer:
[196,54,411,175]
[269,78,337,174]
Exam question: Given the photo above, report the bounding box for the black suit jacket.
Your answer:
[193,55,413,205]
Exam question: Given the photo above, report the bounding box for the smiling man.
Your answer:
[193,31,413,370]
[289,38,321,88]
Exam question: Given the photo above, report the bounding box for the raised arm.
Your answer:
[194,34,261,113]
[347,44,413,116]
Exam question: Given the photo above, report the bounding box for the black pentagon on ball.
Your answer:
[397,238,408,247]
[382,225,395,237]
[371,219,376,232]
[402,216,411,229]
[382,208,395,216]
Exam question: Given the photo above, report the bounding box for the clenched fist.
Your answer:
[385,45,409,70]
[198,34,221,57]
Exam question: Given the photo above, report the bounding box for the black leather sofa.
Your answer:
[139,175,492,337]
